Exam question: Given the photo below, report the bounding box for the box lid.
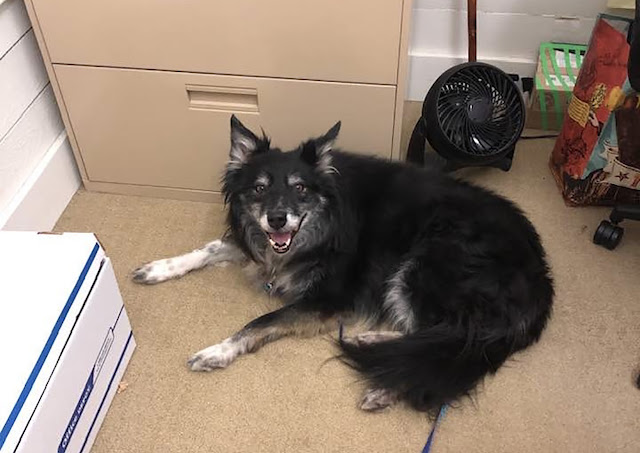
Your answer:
[0,232,105,451]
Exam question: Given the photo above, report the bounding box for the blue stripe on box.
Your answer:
[79,331,134,453]
[0,243,100,449]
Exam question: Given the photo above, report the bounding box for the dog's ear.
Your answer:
[228,115,264,169]
[301,121,341,174]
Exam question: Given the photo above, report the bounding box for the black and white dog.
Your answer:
[133,116,554,412]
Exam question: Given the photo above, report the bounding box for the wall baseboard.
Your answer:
[0,131,81,231]
[407,53,537,101]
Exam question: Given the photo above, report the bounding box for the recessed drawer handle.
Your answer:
[186,85,259,113]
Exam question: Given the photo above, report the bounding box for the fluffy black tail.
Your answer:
[339,323,533,413]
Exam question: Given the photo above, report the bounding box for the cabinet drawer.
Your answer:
[54,64,396,193]
[34,0,403,85]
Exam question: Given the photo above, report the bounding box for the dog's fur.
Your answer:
[133,116,554,413]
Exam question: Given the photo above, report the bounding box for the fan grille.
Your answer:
[436,65,524,157]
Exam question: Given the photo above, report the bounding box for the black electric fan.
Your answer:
[407,0,525,171]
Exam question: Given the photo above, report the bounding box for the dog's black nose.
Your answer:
[267,212,287,230]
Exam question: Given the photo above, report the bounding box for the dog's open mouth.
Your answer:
[267,230,297,253]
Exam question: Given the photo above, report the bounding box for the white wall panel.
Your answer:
[0,30,49,139]
[0,0,31,59]
[0,86,64,214]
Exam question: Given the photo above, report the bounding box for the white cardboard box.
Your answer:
[0,232,136,453]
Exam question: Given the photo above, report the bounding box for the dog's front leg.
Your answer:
[132,238,247,284]
[188,302,338,371]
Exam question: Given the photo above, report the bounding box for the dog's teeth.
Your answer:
[266,232,293,253]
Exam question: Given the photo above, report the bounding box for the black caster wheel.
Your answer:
[593,220,624,250]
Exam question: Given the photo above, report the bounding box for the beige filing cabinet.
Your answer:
[24,1,413,202]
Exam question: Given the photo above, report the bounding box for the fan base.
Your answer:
[421,146,514,173]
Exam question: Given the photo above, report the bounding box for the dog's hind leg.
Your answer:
[188,302,338,371]
[132,238,246,284]
[360,388,400,412]
[343,331,403,347]
[341,331,405,411]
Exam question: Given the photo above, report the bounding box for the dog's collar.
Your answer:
[264,267,277,294]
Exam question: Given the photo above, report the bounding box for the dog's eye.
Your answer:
[295,183,306,193]
[255,184,265,194]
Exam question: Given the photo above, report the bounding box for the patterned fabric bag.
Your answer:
[550,14,640,206]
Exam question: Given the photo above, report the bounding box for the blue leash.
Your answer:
[421,404,448,453]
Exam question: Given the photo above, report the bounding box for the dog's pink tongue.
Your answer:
[270,232,291,245]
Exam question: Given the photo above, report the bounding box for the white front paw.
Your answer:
[187,342,236,371]
[132,259,181,284]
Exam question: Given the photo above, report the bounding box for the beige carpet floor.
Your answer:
[54,131,640,452]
